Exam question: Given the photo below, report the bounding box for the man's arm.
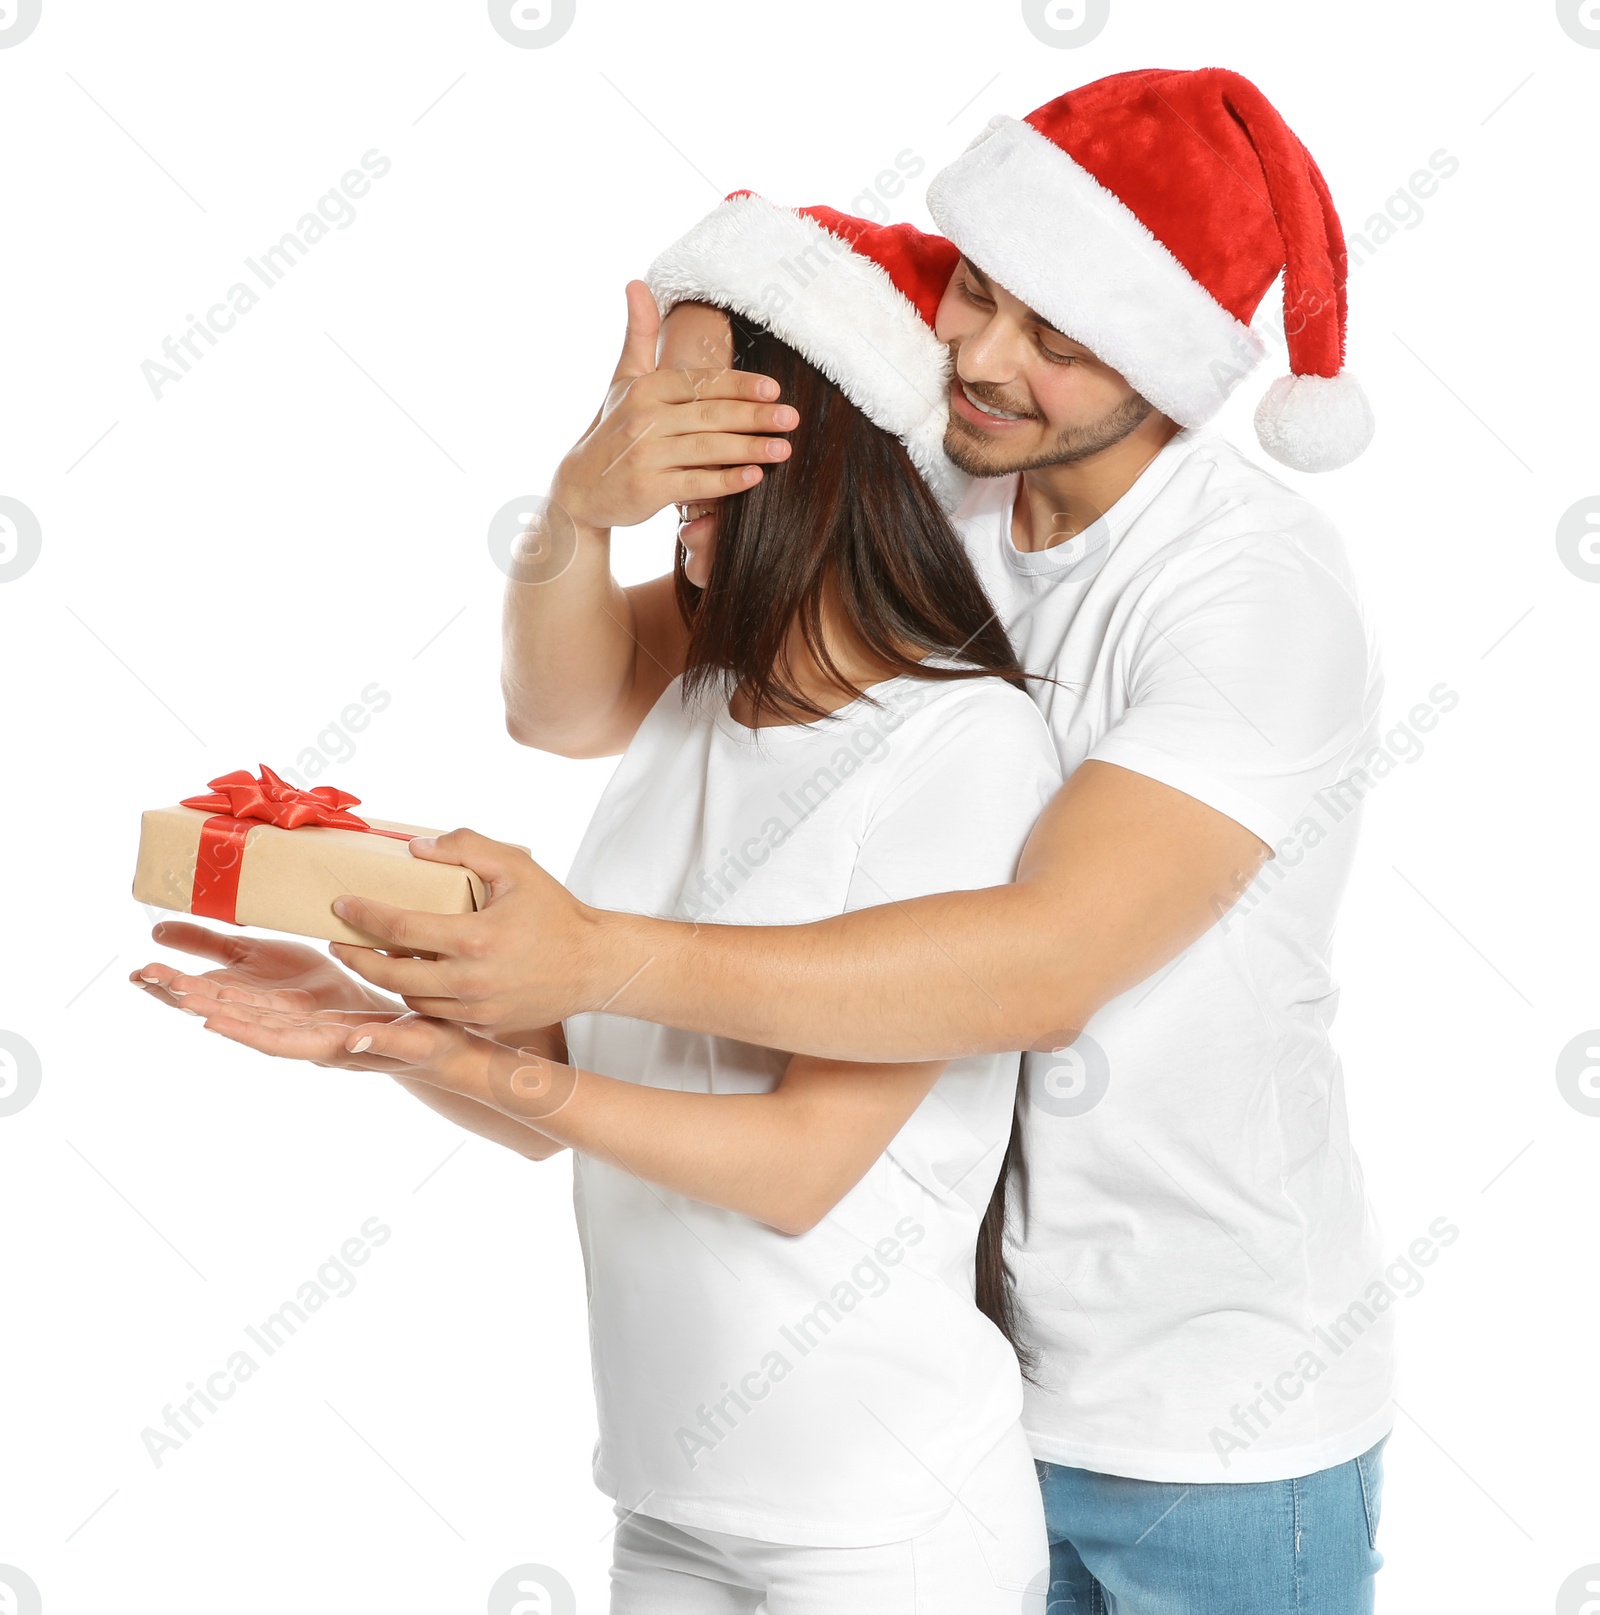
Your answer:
[503,282,793,758]
[329,760,1269,1062]
[579,761,1269,1058]
[501,557,686,760]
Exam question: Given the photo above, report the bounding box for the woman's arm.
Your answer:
[189,992,947,1235]
[386,1073,568,1163]
[177,989,945,1229]
[462,1045,951,1235]
[131,934,573,1163]
[151,981,576,1166]
[387,1021,573,1161]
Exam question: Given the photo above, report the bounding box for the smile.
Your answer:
[959,383,1032,422]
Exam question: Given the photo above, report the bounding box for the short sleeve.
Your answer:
[845,681,1063,913]
[1089,537,1380,849]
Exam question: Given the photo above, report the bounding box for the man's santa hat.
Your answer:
[646,195,967,507]
[927,67,1375,472]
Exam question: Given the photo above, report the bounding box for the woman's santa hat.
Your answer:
[647,194,968,507]
[927,67,1375,472]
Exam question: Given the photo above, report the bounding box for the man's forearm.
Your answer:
[588,882,1083,1062]
[341,761,1263,1060]
[575,764,1261,1062]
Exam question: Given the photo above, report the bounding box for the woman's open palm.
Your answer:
[131,919,395,1016]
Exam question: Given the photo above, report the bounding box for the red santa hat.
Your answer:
[927,68,1375,472]
[646,194,967,507]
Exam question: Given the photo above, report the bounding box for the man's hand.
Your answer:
[549,282,796,532]
[131,921,397,1017]
[501,292,770,758]
[325,829,606,1037]
[331,764,1266,1063]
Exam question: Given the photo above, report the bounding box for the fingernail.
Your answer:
[410,837,436,853]
[758,380,778,400]
[743,466,761,484]
[182,1008,205,1017]
[169,989,187,998]
[348,1035,373,1053]
[332,899,350,918]
[138,974,160,984]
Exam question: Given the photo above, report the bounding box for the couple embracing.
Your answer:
[137,68,1393,1612]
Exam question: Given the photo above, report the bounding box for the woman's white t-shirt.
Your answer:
[562,669,1061,1548]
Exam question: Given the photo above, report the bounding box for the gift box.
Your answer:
[132,765,489,947]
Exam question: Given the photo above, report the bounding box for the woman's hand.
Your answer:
[164,977,478,1078]
[151,979,573,1163]
[158,978,426,1070]
[131,920,398,1018]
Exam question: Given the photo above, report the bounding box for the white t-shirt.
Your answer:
[953,428,1395,1484]
[562,670,1062,1547]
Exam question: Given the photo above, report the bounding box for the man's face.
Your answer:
[935,259,1155,476]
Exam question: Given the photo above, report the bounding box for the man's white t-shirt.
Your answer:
[953,427,1395,1484]
[562,671,1061,1547]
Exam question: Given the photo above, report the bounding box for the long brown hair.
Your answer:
[674,317,1025,720]
[674,315,1037,1373]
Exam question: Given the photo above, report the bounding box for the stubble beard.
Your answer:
[943,388,1156,478]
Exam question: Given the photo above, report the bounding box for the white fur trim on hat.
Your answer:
[1254,372,1375,473]
[927,115,1266,427]
[647,196,968,510]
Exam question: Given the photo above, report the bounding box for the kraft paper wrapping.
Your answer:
[132,805,488,947]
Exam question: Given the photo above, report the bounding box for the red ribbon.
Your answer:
[180,764,412,925]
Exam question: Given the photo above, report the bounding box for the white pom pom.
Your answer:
[1254,372,1375,473]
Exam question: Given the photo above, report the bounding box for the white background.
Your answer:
[1,1,1595,1610]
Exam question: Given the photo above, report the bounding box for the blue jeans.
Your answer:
[1037,1436,1387,1614]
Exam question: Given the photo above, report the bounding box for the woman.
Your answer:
[135,198,1060,1612]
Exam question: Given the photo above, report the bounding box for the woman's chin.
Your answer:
[679,517,717,587]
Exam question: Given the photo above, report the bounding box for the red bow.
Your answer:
[183,764,382,834]
[182,764,410,925]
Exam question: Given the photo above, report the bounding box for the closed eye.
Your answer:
[1036,336,1081,365]
[959,274,995,310]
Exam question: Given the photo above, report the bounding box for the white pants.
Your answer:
[609,1422,1048,1615]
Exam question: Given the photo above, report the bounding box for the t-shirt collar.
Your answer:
[959,426,1201,580]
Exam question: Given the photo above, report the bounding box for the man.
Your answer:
[160,68,1394,1610]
